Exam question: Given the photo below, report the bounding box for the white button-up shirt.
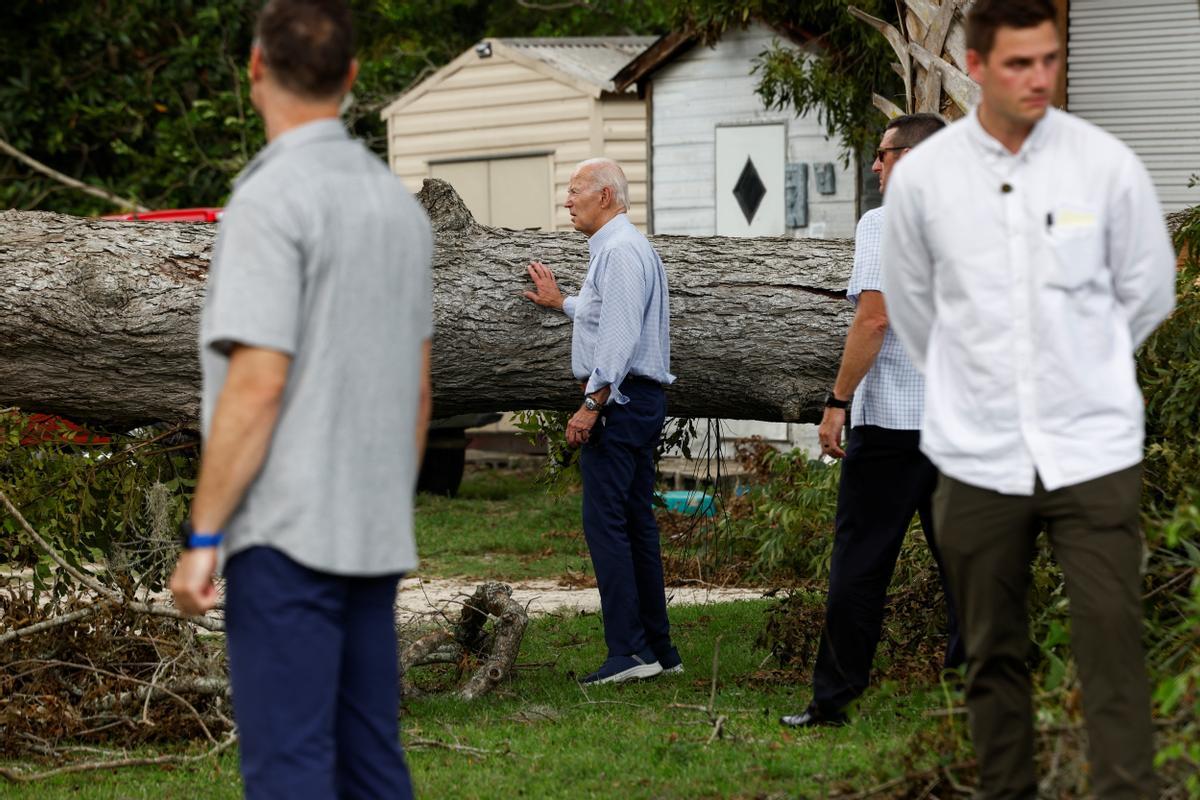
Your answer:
[882,107,1176,495]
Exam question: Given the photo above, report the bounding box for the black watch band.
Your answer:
[824,392,849,410]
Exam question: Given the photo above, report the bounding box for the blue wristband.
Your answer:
[187,532,224,549]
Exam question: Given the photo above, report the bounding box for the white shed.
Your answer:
[380,37,654,232]
[615,22,863,241]
[615,23,863,454]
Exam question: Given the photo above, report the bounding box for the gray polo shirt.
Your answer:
[200,118,433,576]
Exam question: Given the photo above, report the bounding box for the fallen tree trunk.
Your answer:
[0,179,853,427]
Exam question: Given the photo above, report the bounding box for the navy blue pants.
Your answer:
[580,377,672,659]
[812,425,965,714]
[224,547,413,800]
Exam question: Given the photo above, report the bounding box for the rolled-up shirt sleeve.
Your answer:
[562,295,578,320]
[585,250,647,404]
[881,166,936,372]
[1107,155,1176,349]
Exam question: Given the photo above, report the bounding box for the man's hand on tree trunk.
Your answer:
[523,261,564,310]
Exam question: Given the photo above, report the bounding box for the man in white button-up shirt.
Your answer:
[882,1,1175,797]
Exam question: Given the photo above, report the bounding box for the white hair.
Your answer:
[575,158,629,212]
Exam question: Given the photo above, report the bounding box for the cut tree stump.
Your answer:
[400,582,529,701]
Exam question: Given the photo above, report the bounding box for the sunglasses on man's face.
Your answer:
[875,146,908,162]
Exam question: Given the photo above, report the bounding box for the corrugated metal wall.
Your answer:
[1067,0,1200,212]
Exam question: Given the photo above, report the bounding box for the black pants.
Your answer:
[580,377,672,658]
[811,425,964,714]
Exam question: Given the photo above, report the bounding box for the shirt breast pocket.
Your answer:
[1045,207,1103,291]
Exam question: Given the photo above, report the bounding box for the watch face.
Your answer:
[179,518,194,549]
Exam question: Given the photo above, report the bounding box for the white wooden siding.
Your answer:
[649,23,858,239]
[646,24,852,449]
[1068,0,1200,212]
[385,50,648,231]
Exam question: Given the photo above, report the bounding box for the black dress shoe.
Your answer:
[779,704,848,728]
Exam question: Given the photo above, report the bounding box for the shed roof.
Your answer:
[612,23,817,93]
[500,37,655,93]
[381,36,655,118]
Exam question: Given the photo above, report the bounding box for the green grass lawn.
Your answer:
[1,467,973,798]
[3,600,969,799]
[412,467,591,581]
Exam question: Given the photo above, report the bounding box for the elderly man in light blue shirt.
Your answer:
[524,157,679,684]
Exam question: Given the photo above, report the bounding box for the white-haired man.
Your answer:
[523,158,680,684]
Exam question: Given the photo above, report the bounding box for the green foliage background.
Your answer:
[0,0,898,215]
[677,0,900,158]
[0,0,675,216]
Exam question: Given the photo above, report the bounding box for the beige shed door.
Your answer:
[430,155,552,230]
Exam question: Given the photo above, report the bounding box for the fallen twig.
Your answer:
[831,760,977,799]
[406,737,506,759]
[0,603,104,645]
[707,635,722,718]
[0,138,150,213]
[9,658,218,744]
[399,582,528,701]
[0,732,236,784]
[0,486,223,633]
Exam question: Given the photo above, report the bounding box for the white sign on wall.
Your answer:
[715,123,786,237]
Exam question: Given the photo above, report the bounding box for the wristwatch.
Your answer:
[824,392,849,410]
[179,519,224,550]
[583,394,603,412]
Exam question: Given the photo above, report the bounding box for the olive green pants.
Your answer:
[932,464,1156,800]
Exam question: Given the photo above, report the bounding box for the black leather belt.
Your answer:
[622,375,663,390]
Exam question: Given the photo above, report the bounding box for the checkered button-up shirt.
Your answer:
[562,213,675,405]
[846,207,924,430]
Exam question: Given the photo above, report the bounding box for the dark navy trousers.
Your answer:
[224,546,413,800]
[580,377,672,659]
[812,425,965,714]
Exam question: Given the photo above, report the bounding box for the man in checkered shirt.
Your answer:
[781,114,964,728]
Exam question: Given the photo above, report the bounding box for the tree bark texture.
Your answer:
[0,179,854,428]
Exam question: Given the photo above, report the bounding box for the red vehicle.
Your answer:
[101,208,224,223]
[11,413,111,446]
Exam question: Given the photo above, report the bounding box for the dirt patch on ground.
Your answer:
[396,577,767,623]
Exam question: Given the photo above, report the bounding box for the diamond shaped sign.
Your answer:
[732,157,767,225]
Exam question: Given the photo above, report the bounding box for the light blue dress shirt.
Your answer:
[845,207,924,430]
[561,213,675,405]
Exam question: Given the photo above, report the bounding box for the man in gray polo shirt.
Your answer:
[169,2,431,797]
